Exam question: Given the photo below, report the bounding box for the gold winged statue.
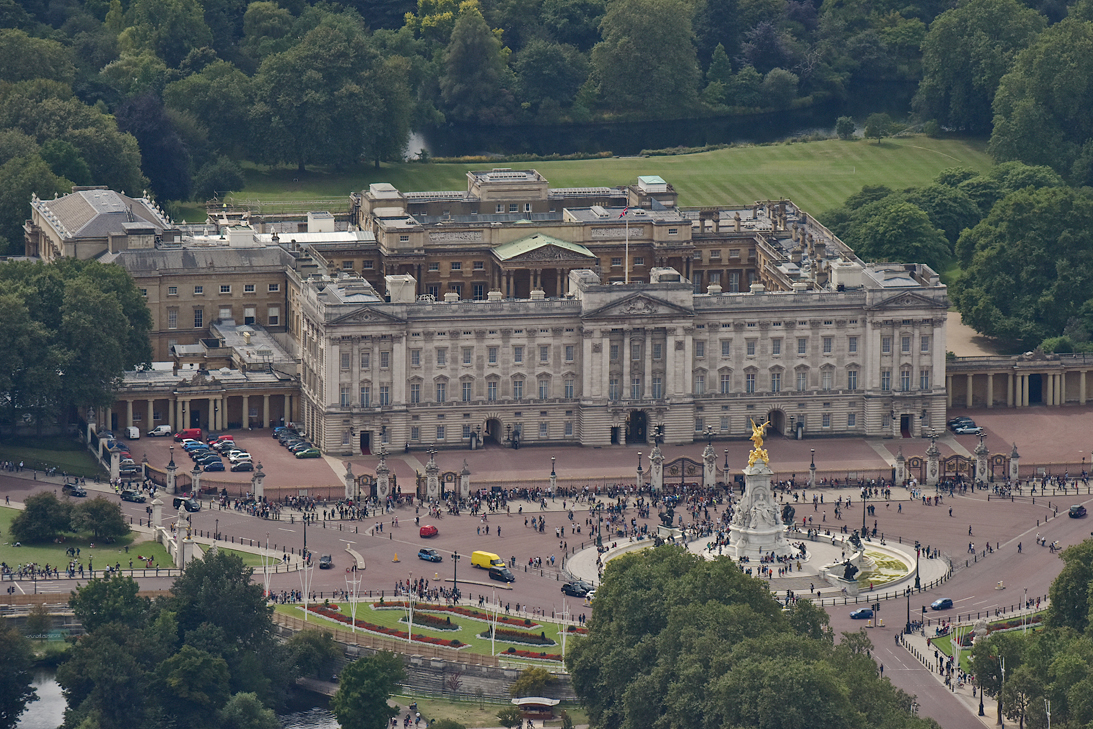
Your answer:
[747,419,770,467]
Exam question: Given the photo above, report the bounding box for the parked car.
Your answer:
[489,566,515,583]
[294,448,321,459]
[953,424,983,435]
[148,425,173,437]
[120,488,146,503]
[1070,505,1087,518]
[174,428,201,441]
[203,461,226,472]
[931,598,954,610]
[228,450,252,463]
[561,580,594,597]
[418,548,442,562]
[194,453,222,465]
[125,426,140,440]
[230,461,254,472]
[849,608,874,620]
[419,524,439,538]
[288,441,314,453]
[62,483,87,497]
[318,554,333,569]
[207,434,233,445]
[173,496,201,512]
[119,466,142,477]
[947,416,974,430]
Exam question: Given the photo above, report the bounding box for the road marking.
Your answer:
[971,599,990,606]
[339,539,356,544]
[279,528,295,532]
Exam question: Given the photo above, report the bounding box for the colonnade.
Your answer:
[945,370,1091,408]
[107,392,294,433]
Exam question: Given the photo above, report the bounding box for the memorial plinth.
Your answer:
[729,420,794,561]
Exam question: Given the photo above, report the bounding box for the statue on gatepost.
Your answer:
[425,449,440,502]
[649,442,664,493]
[343,461,355,501]
[926,429,940,487]
[460,460,471,499]
[375,445,391,503]
[1009,443,1020,482]
[252,462,265,501]
[702,442,717,489]
[895,446,906,487]
[974,434,989,484]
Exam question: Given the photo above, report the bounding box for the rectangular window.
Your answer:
[747,340,756,356]
[902,336,911,353]
[437,348,447,366]
[881,370,892,391]
[565,379,575,398]
[653,343,663,360]
[565,345,574,362]
[720,416,729,431]
[360,385,370,406]
[488,347,498,364]
[631,377,641,399]
[244,307,255,325]
[539,379,549,399]
[380,351,390,368]
[920,370,931,390]
[362,261,374,270]
[410,383,421,404]
[652,376,662,399]
[610,344,619,361]
[193,285,203,295]
[540,345,549,363]
[244,283,256,293]
[219,306,232,320]
[848,413,856,427]
[508,203,518,212]
[710,249,721,260]
[822,413,831,428]
[473,283,485,300]
[340,386,350,407]
[729,271,740,292]
[513,346,523,364]
[609,378,620,400]
[901,370,911,391]
[822,370,833,391]
[694,373,705,395]
[410,425,420,442]
[539,421,548,438]
[882,337,892,354]
[565,421,573,436]
[797,338,807,355]
[361,352,370,369]
[823,337,833,354]
[341,352,351,370]
[721,340,731,357]
[771,372,781,392]
[720,373,731,394]
[168,309,178,329]
[513,380,523,400]
[473,260,484,270]
[611,257,622,267]
[463,424,472,439]
[379,386,390,406]
[848,336,858,354]
[772,339,781,356]
[449,283,462,297]
[268,283,280,292]
[695,341,705,358]
[220,285,231,294]
[695,417,705,432]
[411,349,421,366]
[426,285,439,299]
[436,425,445,441]
[668,228,678,235]
[428,262,439,272]
[435,382,447,402]
[488,381,498,401]
[168,286,178,296]
[746,373,756,393]
[797,371,807,392]
[847,370,858,391]
[450,261,461,271]
[459,347,470,365]
[922,336,931,352]
[634,257,645,266]
[194,309,203,328]
[462,381,472,402]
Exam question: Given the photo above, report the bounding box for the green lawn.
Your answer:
[393,693,587,728]
[0,437,105,479]
[197,136,991,223]
[213,546,273,567]
[277,601,583,664]
[0,506,173,572]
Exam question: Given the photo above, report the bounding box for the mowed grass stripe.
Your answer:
[224,137,992,221]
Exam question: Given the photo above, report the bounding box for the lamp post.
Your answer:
[452,551,461,601]
[724,449,729,470]
[905,586,911,634]
[862,485,868,536]
[551,456,556,477]
[637,451,643,489]
[215,518,219,541]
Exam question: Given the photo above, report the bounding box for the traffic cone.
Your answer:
[393,553,400,562]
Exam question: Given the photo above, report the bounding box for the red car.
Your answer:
[419,525,438,538]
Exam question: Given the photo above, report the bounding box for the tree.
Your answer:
[70,574,149,633]
[835,116,855,140]
[1046,539,1093,632]
[513,39,587,108]
[285,629,342,679]
[496,706,523,729]
[115,92,192,201]
[439,6,515,124]
[71,497,130,541]
[10,491,72,543]
[508,666,553,696]
[163,60,254,158]
[541,0,604,51]
[156,646,231,729]
[0,154,70,254]
[913,0,1044,133]
[863,112,892,143]
[901,183,982,249]
[760,68,798,109]
[0,621,36,729]
[953,186,1093,347]
[40,140,92,186]
[842,199,949,271]
[170,550,273,651]
[57,623,153,729]
[330,652,404,729]
[0,29,76,84]
[218,693,280,729]
[590,0,699,115]
[120,0,214,68]
[192,156,245,201]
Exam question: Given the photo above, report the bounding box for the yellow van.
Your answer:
[471,551,505,570]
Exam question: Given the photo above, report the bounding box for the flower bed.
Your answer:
[373,602,541,628]
[306,606,465,648]
[480,625,556,646]
[400,612,459,631]
[955,615,1044,647]
[502,646,563,661]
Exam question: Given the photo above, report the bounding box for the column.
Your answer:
[644,329,653,401]
[946,374,953,408]
[965,373,973,408]
[286,394,294,425]
[176,399,183,429]
[1081,371,1087,405]
[242,395,249,429]
[1008,373,1014,408]
[665,329,678,395]
[622,330,631,400]
[147,400,154,432]
[1046,374,1054,406]
[124,400,133,429]
[262,394,270,429]
[392,335,406,403]
[1022,375,1029,407]
[601,330,611,400]
[986,373,994,409]
[169,397,176,431]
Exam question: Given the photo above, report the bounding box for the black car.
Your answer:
[1070,505,1087,518]
[318,554,333,569]
[489,566,515,583]
[230,461,254,472]
[173,496,201,512]
[120,489,146,503]
[561,580,594,597]
[62,483,87,497]
[948,416,975,431]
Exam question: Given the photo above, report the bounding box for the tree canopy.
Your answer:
[0,620,36,729]
[330,651,405,729]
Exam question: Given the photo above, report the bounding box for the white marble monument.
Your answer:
[729,420,794,560]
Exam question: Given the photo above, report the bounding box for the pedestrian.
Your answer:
[969,525,972,535]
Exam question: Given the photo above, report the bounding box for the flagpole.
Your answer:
[625,213,629,284]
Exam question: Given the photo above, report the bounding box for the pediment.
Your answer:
[870,291,946,311]
[329,306,406,326]
[584,293,694,319]
[502,243,597,263]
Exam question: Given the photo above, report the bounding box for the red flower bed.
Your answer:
[306,606,465,648]
[373,602,541,628]
[502,646,564,661]
[480,625,556,646]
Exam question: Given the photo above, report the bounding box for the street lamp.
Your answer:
[215,518,219,541]
[551,456,556,477]
[862,485,868,536]
[724,449,729,470]
[905,586,911,634]
[452,551,461,601]
[811,449,815,469]
[637,451,643,487]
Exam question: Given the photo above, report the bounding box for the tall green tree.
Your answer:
[590,0,699,115]
[330,652,405,729]
[163,60,253,158]
[120,0,214,68]
[10,491,72,543]
[0,29,76,84]
[439,5,515,123]
[0,154,70,254]
[1047,539,1093,633]
[0,620,36,729]
[70,574,150,633]
[913,0,1044,133]
[71,497,130,541]
[840,198,949,272]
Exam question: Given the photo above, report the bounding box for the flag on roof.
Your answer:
[619,207,629,218]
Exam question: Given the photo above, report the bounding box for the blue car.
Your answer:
[203,461,225,471]
[849,608,874,620]
[418,548,443,563]
[931,598,953,611]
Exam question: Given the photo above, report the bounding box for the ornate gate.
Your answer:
[664,457,704,487]
[941,455,973,481]
[442,471,459,496]
[906,456,925,483]
[989,454,1010,481]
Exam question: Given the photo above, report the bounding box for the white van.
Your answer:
[125,426,140,440]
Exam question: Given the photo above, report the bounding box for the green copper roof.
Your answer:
[492,233,596,261]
